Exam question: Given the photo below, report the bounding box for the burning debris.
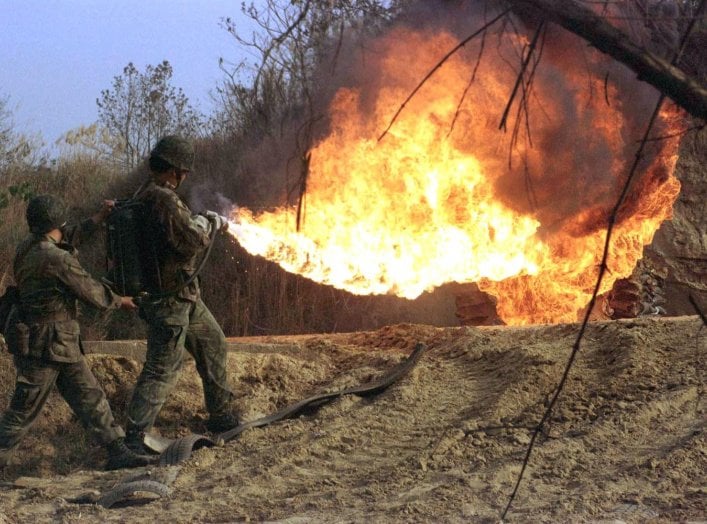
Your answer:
[639,273,668,317]
[605,261,669,319]
[225,2,684,326]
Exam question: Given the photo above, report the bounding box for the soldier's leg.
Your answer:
[184,299,234,417]
[56,359,155,469]
[54,357,124,445]
[126,301,190,433]
[0,356,59,462]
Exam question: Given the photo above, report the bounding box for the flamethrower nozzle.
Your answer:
[132,291,151,308]
[203,210,230,233]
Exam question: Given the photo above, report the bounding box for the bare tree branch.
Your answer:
[499,21,545,131]
[502,2,706,517]
[378,7,513,142]
[507,0,707,120]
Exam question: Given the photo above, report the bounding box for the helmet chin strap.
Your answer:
[155,169,184,190]
[47,228,64,243]
[174,171,185,189]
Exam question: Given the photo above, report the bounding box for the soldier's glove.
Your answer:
[203,210,229,232]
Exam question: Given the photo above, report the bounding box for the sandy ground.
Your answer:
[0,316,704,523]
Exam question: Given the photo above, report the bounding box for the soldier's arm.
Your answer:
[61,219,99,248]
[61,201,114,247]
[154,192,212,257]
[50,251,122,310]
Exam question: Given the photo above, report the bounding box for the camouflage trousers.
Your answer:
[126,297,233,433]
[0,355,124,459]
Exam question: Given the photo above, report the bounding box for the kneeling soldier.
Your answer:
[0,195,155,470]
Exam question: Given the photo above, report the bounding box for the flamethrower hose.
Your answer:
[151,343,427,466]
[95,345,426,510]
[218,342,426,442]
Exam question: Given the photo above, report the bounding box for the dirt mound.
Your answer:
[0,317,704,522]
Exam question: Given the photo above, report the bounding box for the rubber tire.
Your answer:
[97,480,171,508]
[158,434,215,466]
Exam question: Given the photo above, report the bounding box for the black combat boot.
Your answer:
[206,412,240,433]
[124,428,156,455]
[105,437,157,471]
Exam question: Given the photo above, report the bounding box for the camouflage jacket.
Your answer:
[11,219,122,362]
[136,181,213,302]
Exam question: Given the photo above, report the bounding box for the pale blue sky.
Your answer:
[0,1,258,149]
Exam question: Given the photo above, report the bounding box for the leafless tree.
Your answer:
[97,61,203,170]
[0,95,44,176]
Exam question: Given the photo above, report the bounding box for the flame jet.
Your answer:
[225,9,681,325]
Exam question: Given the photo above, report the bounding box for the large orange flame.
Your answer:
[227,24,681,325]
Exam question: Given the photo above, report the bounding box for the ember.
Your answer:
[227,16,682,325]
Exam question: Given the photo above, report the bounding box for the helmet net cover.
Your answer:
[26,195,68,235]
[149,135,195,171]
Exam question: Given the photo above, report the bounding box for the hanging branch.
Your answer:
[499,20,545,131]
[501,91,668,522]
[643,123,706,142]
[253,0,312,97]
[330,19,347,74]
[501,1,706,517]
[506,0,707,120]
[378,7,513,142]
[505,21,546,213]
[293,33,315,232]
[447,25,488,137]
[448,1,497,137]
[296,152,311,232]
[604,71,611,106]
[509,23,546,158]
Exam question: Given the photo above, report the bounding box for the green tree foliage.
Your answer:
[96,60,203,170]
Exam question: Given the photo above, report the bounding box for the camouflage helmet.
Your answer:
[149,135,195,171]
[26,195,67,235]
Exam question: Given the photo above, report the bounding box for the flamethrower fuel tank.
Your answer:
[105,199,160,296]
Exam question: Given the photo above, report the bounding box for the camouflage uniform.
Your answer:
[0,219,125,458]
[125,180,233,436]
